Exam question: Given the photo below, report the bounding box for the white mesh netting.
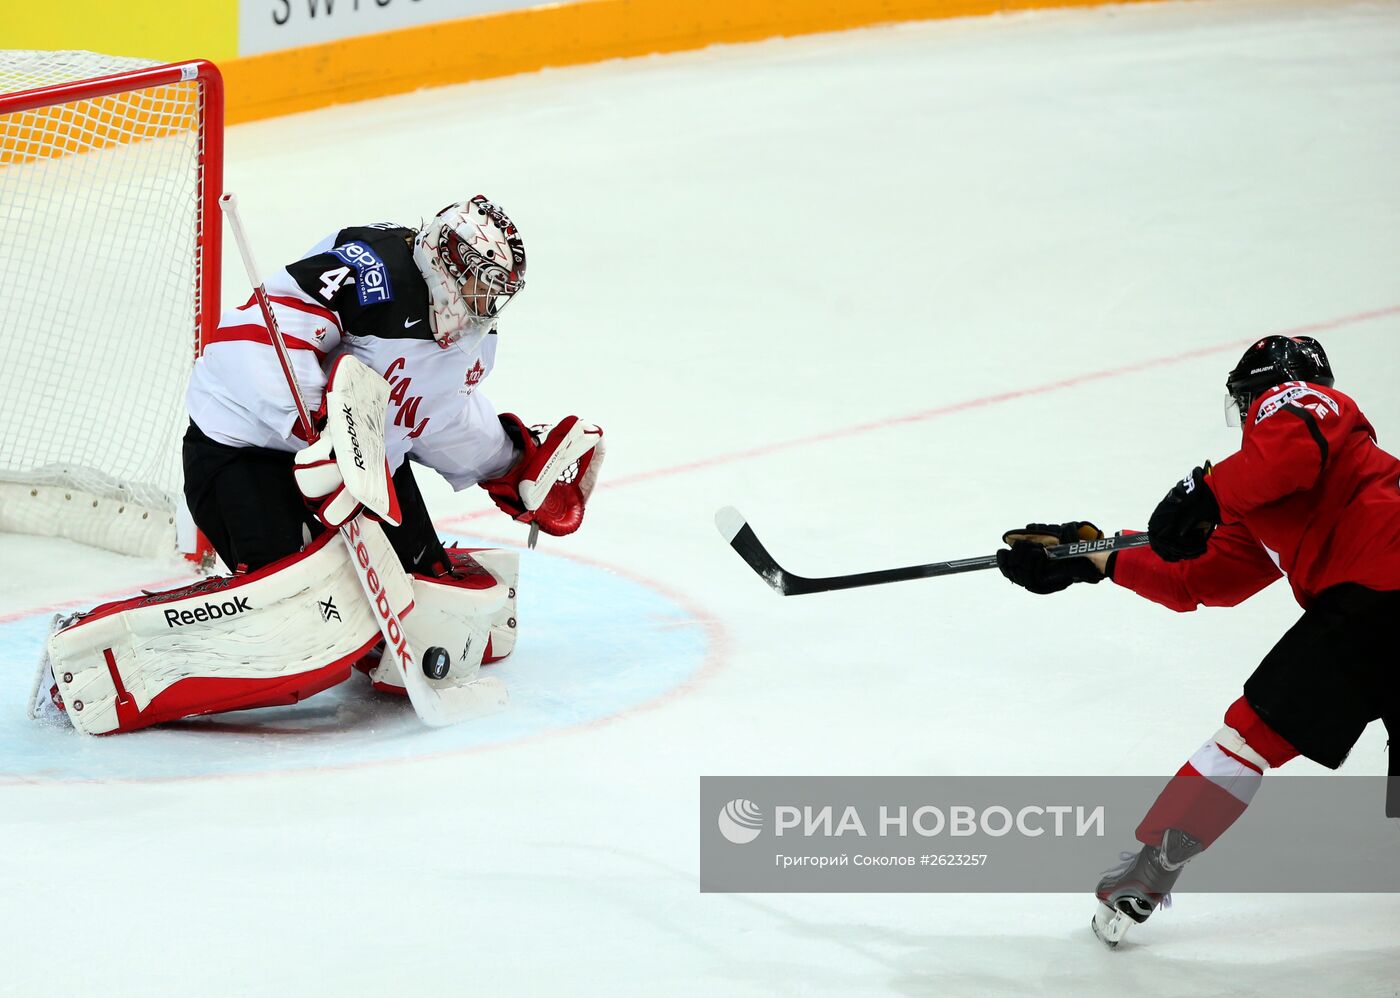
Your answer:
[0,51,207,556]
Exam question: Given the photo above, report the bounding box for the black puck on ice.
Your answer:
[422,646,451,680]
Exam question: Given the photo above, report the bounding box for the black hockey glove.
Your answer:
[996,522,1107,595]
[1147,464,1220,562]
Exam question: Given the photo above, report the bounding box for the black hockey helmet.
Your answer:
[1225,335,1333,425]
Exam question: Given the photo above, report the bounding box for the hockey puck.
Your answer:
[422,646,451,681]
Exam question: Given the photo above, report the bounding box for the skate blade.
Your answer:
[1092,902,1132,948]
[27,613,68,723]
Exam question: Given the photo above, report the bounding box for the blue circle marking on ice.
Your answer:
[0,536,710,781]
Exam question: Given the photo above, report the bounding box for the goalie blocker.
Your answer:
[34,532,519,735]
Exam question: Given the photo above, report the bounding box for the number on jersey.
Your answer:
[318,265,355,301]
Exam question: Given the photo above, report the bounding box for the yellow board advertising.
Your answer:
[6,0,238,63]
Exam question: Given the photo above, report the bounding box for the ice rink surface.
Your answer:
[3,0,1400,993]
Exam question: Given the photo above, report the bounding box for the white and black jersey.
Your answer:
[187,224,515,489]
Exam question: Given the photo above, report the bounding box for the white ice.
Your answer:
[3,0,1400,993]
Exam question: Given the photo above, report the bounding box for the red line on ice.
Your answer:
[439,303,1400,529]
[8,304,1398,607]
[0,576,193,626]
[0,528,729,785]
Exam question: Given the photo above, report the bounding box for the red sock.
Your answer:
[1136,697,1299,848]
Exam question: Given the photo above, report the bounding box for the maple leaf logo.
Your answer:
[464,359,485,394]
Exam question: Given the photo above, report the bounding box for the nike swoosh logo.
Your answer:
[404,318,422,328]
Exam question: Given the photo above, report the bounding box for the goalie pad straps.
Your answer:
[294,355,402,527]
[368,548,519,695]
[47,531,389,735]
[468,548,519,661]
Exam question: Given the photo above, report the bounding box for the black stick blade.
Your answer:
[714,506,800,595]
[714,505,1150,597]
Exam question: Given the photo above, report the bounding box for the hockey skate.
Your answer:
[27,613,74,724]
[1091,828,1203,948]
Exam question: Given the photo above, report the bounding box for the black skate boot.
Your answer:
[1091,828,1203,948]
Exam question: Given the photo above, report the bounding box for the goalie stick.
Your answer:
[714,506,1154,596]
[219,193,505,727]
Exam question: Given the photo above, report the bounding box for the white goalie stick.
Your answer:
[219,193,505,726]
[715,506,1154,596]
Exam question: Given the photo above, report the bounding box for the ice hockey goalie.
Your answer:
[29,193,603,735]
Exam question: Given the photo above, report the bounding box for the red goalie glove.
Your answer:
[481,414,604,536]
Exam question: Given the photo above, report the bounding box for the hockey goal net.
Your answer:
[0,52,222,560]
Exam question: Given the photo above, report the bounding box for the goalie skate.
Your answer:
[26,614,72,724]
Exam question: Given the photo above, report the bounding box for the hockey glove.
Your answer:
[293,356,403,530]
[294,434,402,529]
[1147,464,1219,562]
[480,414,604,537]
[997,522,1107,595]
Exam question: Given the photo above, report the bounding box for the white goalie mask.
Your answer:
[413,195,527,349]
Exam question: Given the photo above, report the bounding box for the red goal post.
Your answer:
[0,54,223,561]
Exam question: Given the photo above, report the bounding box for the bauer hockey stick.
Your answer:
[219,193,505,726]
[715,506,1154,596]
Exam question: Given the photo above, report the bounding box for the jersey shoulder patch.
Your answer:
[286,224,431,340]
[1253,382,1341,424]
[286,248,370,310]
[328,240,393,306]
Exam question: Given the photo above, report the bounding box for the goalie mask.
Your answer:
[413,195,527,349]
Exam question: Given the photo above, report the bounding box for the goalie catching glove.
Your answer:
[997,521,1108,595]
[293,356,402,529]
[481,414,604,536]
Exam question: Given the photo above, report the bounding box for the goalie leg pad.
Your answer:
[463,548,519,663]
[369,548,519,695]
[47,532,382,735]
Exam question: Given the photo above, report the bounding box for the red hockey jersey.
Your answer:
[1113,382,1400,611]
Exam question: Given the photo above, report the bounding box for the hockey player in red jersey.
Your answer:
[31,196,605,734]
[995,335,1400,946]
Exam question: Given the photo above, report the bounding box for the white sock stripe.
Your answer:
[1212,724,1271,772]
[1187,740,1264,805]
